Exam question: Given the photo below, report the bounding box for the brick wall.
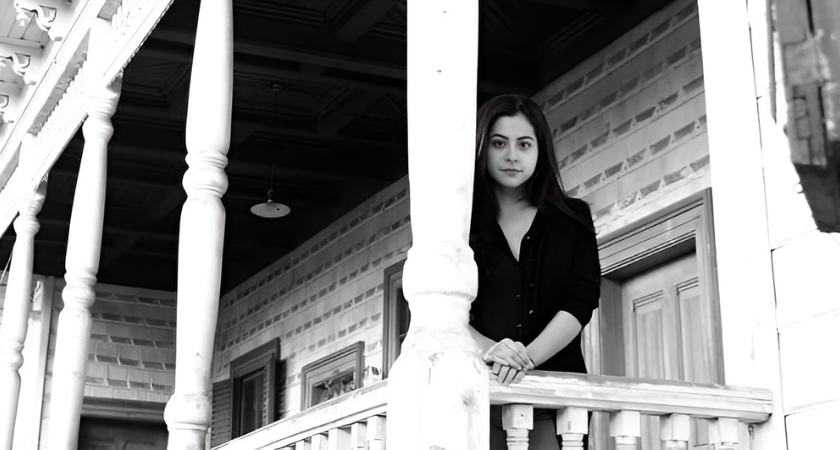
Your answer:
[39,280,176,437]
[533,0,708,237]
[213,178,410,416]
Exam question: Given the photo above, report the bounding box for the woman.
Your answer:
[468,95,601,449]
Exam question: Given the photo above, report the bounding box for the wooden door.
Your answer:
[78,417,168,450]
[618,251,716,448]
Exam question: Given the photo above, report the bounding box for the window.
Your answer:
[381,260,409,378]
[300,341,364,409]
[226,338,282,439]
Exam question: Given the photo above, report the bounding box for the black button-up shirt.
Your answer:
[469,198,601,373]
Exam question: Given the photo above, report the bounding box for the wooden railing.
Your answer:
[214,372,772,450]
[214,382,387,450]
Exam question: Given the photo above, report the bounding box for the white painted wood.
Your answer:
[696,1,786,448]
[327,427,351,450]
[502,404,533,450]
[609,411,641,450]
[386,1,486,449]
[708,418,739,450]
[162,0,231,447]
[490,371,771,423]
[309,434,328,450]
[365,415,385,450]
[13,275,53,450]
[556,406,588,449]
[349,422,366,450]
[660,414,690,449]
[0,177,45,450]
[45,73,121,450]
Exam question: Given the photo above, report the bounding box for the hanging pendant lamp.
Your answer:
[251,165,290,218]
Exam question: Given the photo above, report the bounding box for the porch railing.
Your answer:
[214,372,772,450]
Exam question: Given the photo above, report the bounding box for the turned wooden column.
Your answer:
[0,178,46,450]
[660,414,690,450]
[610,411,641,450]
[46,75,121,450]
[503,404,533,450]
[385,1,487,449]
[556,407,589,449]
[162,0,232,447]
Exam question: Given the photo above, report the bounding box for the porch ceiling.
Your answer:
[1,0,674,293]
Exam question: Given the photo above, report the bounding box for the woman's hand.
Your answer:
[483,338,534,384]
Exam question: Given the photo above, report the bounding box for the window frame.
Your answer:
[300,341,365,410]
[229,338,280,438]
[381,259,407,379]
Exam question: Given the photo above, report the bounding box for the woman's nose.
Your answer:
[505,149,518,162]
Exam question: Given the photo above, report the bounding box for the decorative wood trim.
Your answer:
[381,259,405,379]
[229,338,280,438]
[300,341,365,410]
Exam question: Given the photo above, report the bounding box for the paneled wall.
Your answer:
[533,0,708,237]
[213,178,411,417]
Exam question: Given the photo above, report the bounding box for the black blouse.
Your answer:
[469,197,601,373]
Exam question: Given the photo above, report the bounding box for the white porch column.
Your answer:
[696,0,785,448]
[386,1,487,449]
[0,178,46,450]
[45,74,121,449]
[162,0,231,447]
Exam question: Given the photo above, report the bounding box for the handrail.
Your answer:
[490,371,773,423]
[215,372,773,449]
[215,381,388,450]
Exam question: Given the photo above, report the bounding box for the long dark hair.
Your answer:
[473,95,594,233]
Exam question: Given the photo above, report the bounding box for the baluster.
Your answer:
[351,422,367,450]
[660,414,690,450]
[556,407,588,449]
[502,404,533,450]
[46,65,122,449]
[295,440,310,450]
[162,0,232,446]
[0,177,46,449]
[367,415,386,450]
[328,427,350,450]
[609,411,641,450]
[311,433,329,450]
[709,418,739,450]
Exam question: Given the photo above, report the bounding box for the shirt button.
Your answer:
[529,310,533,314]
[529,283,534,288]
[525,236,530,240]
[516,294,520,298]
[516,324,522,328]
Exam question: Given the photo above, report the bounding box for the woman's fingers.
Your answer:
[512,368,527,384]
[484,338,532,370]
[496,365,511,383]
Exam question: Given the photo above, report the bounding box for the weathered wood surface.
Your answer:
[489,371,772,423]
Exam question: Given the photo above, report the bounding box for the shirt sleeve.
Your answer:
[560,200,601,328]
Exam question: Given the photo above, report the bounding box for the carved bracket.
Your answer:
[14,0,71,41]
[0,81,22,124]
[0,42,42,85]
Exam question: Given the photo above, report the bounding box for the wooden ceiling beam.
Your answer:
[316,89,383,135]
[331,0,402,42]
[139,42,406,95]
[520,0,623,10]
[149,28,406,79]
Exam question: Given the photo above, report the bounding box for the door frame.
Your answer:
[585,188,723,382]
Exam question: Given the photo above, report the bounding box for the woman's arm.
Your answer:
[524,310,582,367]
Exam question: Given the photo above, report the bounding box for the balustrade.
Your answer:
[215,372,771,450]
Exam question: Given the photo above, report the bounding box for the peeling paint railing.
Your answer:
[214,372,772,450]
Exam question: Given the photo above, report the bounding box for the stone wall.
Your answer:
[533,0,708,237]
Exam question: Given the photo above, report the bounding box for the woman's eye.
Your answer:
[492,140,505,148]
[519,142,532,149]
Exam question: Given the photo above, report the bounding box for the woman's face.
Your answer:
[486,114,538,194]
